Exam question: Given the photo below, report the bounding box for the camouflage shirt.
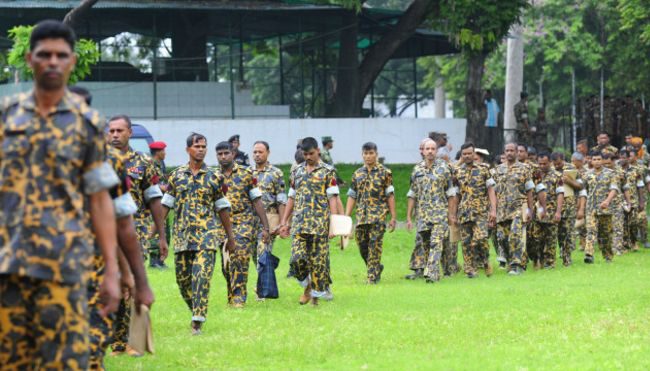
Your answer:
[608,165,626,208]
[122,147,163,224]
[452,162,495,224]
[251,162,287,214]
[623,164,644,209]
[162,163,231,252]
[288,161,340,235]
[536,169,564,223]
[347,163,394,225]
[0,90,118,284]
[583,168,619,215]
[407,159,457,232]
[514,100,529,126]
[554,161,584,216]
[495,162,536,223]
[321,149,333,165]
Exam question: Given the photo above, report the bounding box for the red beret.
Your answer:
[149,141,167,150]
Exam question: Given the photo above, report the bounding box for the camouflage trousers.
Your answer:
[497,215,527,268]
[134,219,152,259]
[585,212,613,260]
[110,297,131,352]
[88,255,114,370]
[612,206,625,253]
[176,249,216,322]
[526,221,543,265]
[638,209,648,245]
[460,220,490,275]
[355,222,386,282]
[531,222,559,267]
[577,222,587,251]
[408,232,425,271]
[559,203,577,265]
[290,234,330,297]
[624,209,643,251]
[442,236,460,276]
[221,223,255,305]
[0,274,89,370]
[419,223,449,281]
[490,227,506,263]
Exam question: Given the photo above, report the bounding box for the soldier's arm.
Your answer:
[275,170,288,222]
[117,215,154,312]
[487,176,497,224]
[89,190,121,316]
[385,170,397,229]
[345,174,358,217]
[143,159,167,249]
[213,175,235,252]
[249,178,270,237]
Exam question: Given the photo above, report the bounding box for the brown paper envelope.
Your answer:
[128,301,154,355]
[266,213,280,231]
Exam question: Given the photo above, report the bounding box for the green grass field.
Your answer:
[106,230,650,370]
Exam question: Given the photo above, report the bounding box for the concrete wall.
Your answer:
[138,118,467,166]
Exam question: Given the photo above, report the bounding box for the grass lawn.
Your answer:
[106,230,650,370]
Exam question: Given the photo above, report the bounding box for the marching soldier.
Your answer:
[162,133,235,335]
[148,140,169,269]
[602,153,630,255]
[229,134,250,167]
[345,142,397,284]
[552,152,584,266]
[406,139,458,283]
[514,92,532,144]
[494,143,539,275]
[619,148,645,252]
[278,137,340,306]
[405,139,428,280]
[532,153,564,269]
[452,143,497,278]
[213,141,270,307]
[591,132,618,155]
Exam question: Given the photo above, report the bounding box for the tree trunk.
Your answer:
[327,0,438,117]
[464,51,488,148]
[327,10,361,117]
[63,0,99,28]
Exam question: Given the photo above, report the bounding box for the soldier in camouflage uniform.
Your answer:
[591,132,618,156]
[213,141,270,307]
[619,148,645,252]
[514,92,531,144]
[345,142,397,284]
[0,20,121,369]
[532,153,564,269]
[552,152,585,266]
[517,144,544,268]
[494,143,538,275]
[583,151,620,263]
[602,153,630,255]
[108,114,167,355]
[405,139,428,279]
[229,134,250,167]
[572,152,589,251]
[452,143,497,278]
[163,133,235,335]
[278,137,340,306]
[148,140,169,269]
[70,86,155,369]
[406,139,458,283]
[251,141,287,264]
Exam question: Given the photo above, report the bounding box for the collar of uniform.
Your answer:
[217,161,241,175]
[183,162,208,174]
[252,162,271,171]
[20,89,78,114]
[363,163,382,173]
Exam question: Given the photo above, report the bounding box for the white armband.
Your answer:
[249,187,262,200]
[326,185,340,198]
[215,197,231,211]
[385,185,395,196]
[144,184,163,202]
[114,193,138,218]
[486,178,496,188]
[535,183,547,193]
[161,193,176,208]
[525,180,535,191]
[347,188,357,199]
[83,162,119,195]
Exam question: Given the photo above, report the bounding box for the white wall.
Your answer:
[138,118,466,166]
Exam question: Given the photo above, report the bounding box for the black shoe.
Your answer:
[498,261,507,269]
[149,256,160,268]
[584,255,594,264]
[466,272,478,279]
[404,269,423,280]
[605,258,613,263]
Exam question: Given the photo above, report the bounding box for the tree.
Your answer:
[326,0,439,116]
[431,0,528,149]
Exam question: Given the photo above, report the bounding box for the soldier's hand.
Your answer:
[134,283,155,313]
[278,225,290,239]
[99,270,121,317]
[225,237,236,254]
[449,214,458,226]
[406,220,413,232]
[576,211,585,220]
[599,201,610,210]
[488,210,497,227]
[554,211,562,223]
[159,238,169,261]
[388,219,397,233]
[262,229,271,244]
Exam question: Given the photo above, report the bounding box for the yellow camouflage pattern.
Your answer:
[494,162,534,223]
[407,159,455,232]
[348,163,394,225]
[289,161,338,236]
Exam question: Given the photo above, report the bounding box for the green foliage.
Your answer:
[6,25,100,84]
[618,0,650,46]
[437,0,528,54]
[106,233,650,369]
